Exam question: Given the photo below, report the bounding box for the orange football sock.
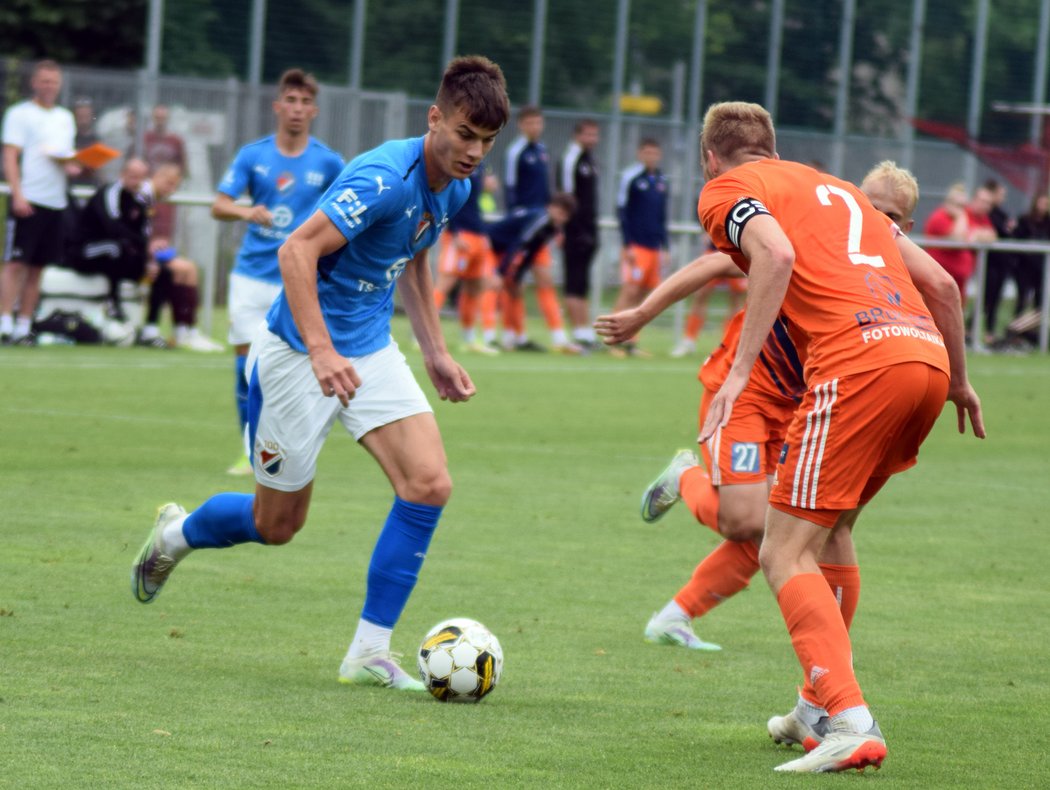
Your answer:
[433,289,447,310]
[674,539,760,619]
[459,291,477,330]
[679,466,720,534]
[536,286,563,330]
[800,563,861,706]
[685,313,703,340]
[777,573,866,717]
[480,290,498,331]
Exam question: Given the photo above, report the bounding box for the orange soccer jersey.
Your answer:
[698,160,950,384]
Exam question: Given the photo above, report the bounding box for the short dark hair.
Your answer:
[436,56,509,131]
[982,178,1002,192]
[639,137,661,149]
[574,118,598,134]
[278,68,319,98]
[518,104,543,121]
[33,59,61,75]
[550,191,577,216]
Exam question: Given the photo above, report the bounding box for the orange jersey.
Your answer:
[698,159,949,384]
[699,309,805,406]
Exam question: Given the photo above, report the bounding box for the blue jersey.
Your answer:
[617,163,669,250]
[218,135,344,284]
[504,136,550,210]
[448,164,486,235]
[267,135,469,357]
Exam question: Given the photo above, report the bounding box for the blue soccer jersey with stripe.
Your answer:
[266,135,470,357]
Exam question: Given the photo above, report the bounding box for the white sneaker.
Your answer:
[338,651,426,692]
[640,449,699,523]
[176,328,224,353]
[460,340,499,356]
[644,611,722,651]
[670,338,697,358]
[768,707,829,751]
[773,723,886,773]
[131,503,187,604]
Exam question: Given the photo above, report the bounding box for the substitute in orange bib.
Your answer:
[696,101,984,774]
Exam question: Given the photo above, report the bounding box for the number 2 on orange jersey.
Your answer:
[816,184,885,268]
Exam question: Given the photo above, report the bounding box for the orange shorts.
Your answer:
[621,245,661,289]
[699,387,796,486]
[769,362,949,527]
[438,231,494,279]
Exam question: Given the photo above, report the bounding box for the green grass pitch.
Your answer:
[1,313,1048,788]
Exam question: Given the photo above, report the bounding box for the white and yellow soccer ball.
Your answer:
[417,618,503,703]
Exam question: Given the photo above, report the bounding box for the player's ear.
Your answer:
[903,219,915,233]
[427,104,443,133]
[773,152,781,160]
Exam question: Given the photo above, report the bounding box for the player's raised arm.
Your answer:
[896,233,985,438]
[595,251,738,345]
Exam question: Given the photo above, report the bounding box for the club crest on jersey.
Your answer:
[256,440,284,477]
[276,172,295,193]
[414,212,434,244]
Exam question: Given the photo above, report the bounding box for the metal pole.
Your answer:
[764,0,784,119]
[681,0,706,224]
[442,0,460,67]
[964,0,990,189]
[902,0,926,171]
[348,0,367,157]
[528,0,548,105]
[970,248,988,351]
[830,0,856,178]
[1031,0,1050,146]
[145,0,163,75]
[349,0,366,90]
[248,0,266,85]
[595,0,630,314]
[1040,252,1050,352]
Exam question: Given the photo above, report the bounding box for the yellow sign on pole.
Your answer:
[619,94,663,115]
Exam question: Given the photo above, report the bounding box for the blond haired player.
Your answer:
[695,102,983,773]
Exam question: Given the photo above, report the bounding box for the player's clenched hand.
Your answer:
[425,354,476,403]
[594,309,645,345]
[248,205,274,226]
[698,369,749,444]
[948,382,986,439]
[310,347,361,407]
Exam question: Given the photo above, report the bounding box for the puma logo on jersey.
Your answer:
[375,176,391,195]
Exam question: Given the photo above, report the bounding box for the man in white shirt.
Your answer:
[1,59,80,345]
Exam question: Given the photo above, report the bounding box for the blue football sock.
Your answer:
[235,354,249,432]
[361,496,442,628]
[182,492,265,548]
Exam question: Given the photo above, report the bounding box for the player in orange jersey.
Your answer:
[598,161,927,749]
[695,103,983,773]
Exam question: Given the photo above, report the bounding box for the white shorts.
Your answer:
[228,272,283,346]
[246,329,432,492]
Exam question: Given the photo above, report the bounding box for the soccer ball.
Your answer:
[417,617,503,703]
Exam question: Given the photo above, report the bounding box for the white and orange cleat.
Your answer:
[773,723,886,773]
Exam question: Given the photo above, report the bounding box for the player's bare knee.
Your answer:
[255,517,304,545]
[401,469,452,507]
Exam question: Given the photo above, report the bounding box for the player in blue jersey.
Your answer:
[131,56,511,692]
[211,69,344,475]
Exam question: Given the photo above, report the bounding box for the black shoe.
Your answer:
[515,338,548,352]
[0,333,10,346]
[11,332,38,347]
[135,331,169,349]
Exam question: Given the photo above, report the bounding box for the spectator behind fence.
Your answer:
[557,118,601,350]
[980,179,1016,343]
[66,157,152,320]
[1,59,82,346]
[1007,192,1050,347]
[923,182,996,308]
[141,104,187,242]
[138,163,223,353]
[70,97,101,191]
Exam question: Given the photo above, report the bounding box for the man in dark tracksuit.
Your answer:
[66,158,151,319]
[558,118,600,349]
